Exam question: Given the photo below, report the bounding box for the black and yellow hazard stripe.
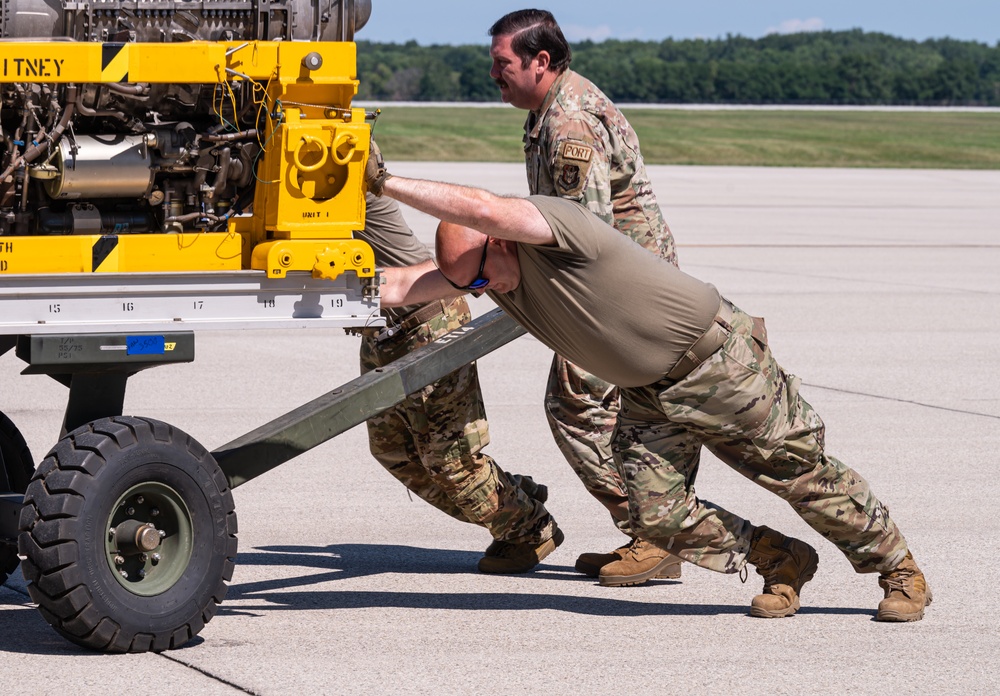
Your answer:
[101,43,129,82]
[92,235,119,272]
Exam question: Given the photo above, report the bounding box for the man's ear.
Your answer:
[495,237,517,254]
[534,50,551,73]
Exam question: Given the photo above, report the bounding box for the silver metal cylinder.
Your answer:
[44,135,153,200]
[0,0,59,38]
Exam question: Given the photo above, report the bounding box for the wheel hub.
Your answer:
[113,519,162,554]
[104,481,194,596]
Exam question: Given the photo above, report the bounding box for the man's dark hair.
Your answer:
[488,9,572,72]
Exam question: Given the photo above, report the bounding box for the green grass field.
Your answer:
[368,107,1000,169]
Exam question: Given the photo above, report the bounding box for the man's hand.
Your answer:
[365,138,392,197]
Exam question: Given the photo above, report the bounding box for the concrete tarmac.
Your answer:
[2,163,998,695]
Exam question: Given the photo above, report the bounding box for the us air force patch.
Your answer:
[554,140,594,197]
[558,164,581,191]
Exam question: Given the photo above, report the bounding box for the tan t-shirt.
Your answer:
[355,193,433,323]
[488,196,720,388]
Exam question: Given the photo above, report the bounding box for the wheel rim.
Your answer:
[104,481,194,596]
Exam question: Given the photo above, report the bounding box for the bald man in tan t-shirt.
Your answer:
[363,152,931,623]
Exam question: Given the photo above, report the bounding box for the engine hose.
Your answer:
[164,212,224,224]
[204,129,259,142]
[0,86,78,195]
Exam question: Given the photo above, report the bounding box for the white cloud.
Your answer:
[562,23,614,42]
[765,17,825,35]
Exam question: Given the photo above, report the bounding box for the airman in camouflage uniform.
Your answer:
[363,156,931,620]
[523,70,677,265]
[354,194,560,573]
[617,305,908,575]
[489,9,682,584]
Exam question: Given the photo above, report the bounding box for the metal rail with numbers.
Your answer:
[0,271,384,335]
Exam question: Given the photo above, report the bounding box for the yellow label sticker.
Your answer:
[164,342,176,351]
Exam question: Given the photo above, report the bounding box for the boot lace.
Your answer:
[627,537,647,558]
[881,568,914,594]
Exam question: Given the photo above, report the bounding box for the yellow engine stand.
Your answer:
[0,40,374,281]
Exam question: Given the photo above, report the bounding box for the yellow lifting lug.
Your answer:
[251,239,376,280]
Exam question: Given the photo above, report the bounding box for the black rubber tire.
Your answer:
[18,416,238,653]
[1,410,35,586]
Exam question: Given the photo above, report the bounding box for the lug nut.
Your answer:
[114,555,125,566]
[126,506,135,516]
[120,570,128,579]
[151,553,161,564]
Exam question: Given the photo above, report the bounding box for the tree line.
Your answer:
[356,30,1000,106]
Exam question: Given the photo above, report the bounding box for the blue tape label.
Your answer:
[126,335,166,355]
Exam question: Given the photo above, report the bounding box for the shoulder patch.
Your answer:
[552,139,596,198]
[559,140,594,163]
[556,164,583,195]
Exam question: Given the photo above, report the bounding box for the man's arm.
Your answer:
[383,176,555,245]
[379,259,464,308]
[378,174,556,247]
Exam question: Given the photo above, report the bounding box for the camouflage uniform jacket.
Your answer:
[524,69,676,263]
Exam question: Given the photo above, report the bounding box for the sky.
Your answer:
[358,1,1000,46]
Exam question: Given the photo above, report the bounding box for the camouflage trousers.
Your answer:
[614,302,910,575]
[544,229,679,537]
[544,355,631,533]
[361,297,554,544]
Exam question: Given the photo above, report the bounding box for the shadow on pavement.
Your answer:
[0,584,197,656]
[1,539,874,655]
[234,542,486,577]
[224,543,873,618]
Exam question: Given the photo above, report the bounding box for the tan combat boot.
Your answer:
[478,526,564,574]
[575,543,629,577]
[480,475,552,567]
[746,526,819,618]
[876,552,932,622]
[576,538,683,579]
[594,538,683,587]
